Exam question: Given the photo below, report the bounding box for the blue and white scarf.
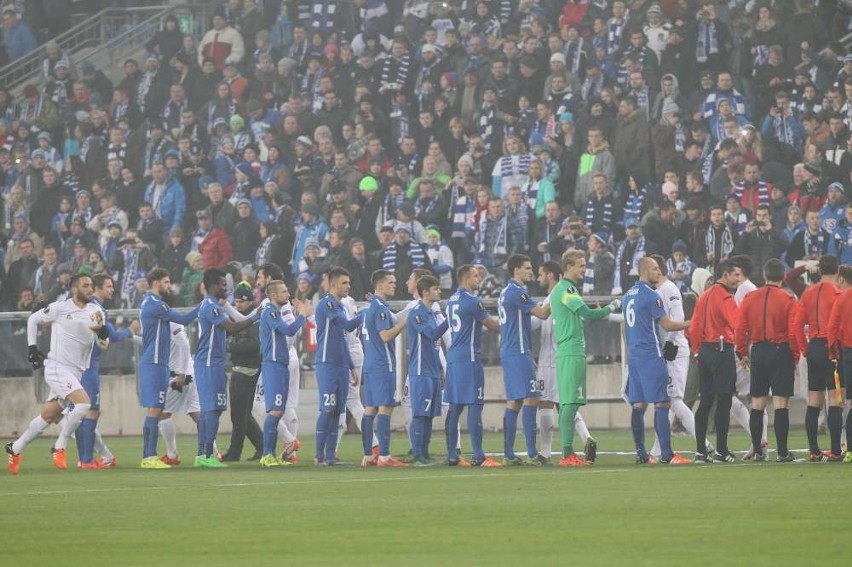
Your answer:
[696,20,719,63]
[381,241,427,272]
[706,224,734,259]
[804,230,826,258]
[585,195,613,233]
[582,254,596,295]
[479,102,497,153]
[607,17,626,55]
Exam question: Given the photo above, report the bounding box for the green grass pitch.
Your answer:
[2,429,850,566]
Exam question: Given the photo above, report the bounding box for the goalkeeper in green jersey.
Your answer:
[550,250,620,467]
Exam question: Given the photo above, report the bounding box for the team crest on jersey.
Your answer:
[327,300,334,310]
[415,314,422,324]
[161,303,168,312]
[270,311,278,319]
[521,293,529,303]
[656,298,663,308]
[212,308,220,317]
[379,311,387,321]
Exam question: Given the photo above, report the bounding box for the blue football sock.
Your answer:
[324,410,340,461]
[75,423,86,462]
[143,415,159,458]
[468,404,484,461]
[263,414,280,457]
[631,406,646,458]
[80,418,97,463]
[503,407,519,459]
[412,416,425,459]
[655,406,673,460]
[361,414,375,457]
[445,404,461,461]
[375,414,391,457]
[196,412,207,456]
[522,405,538,458]
[315,411,331,461]
[205,411,221,457]
[423,417,433,458]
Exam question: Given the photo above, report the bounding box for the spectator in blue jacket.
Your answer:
[144,163,186,235]
[2,9,36,63]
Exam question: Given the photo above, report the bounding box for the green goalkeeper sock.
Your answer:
[560,404,580,457]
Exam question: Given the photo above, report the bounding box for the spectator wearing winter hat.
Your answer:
[666,240,696,295]
[382,224,432,300]
[232,199,260,263]
[193,208,233,269]
[393,200,427,244]
[291,201,328,275]
[158,226,189,289]
[424,224,454,295]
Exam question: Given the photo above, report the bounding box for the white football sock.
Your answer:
[730,396,751,434]
[277,419,296,443]
[284,407,299,438]
[538,408,555,458]
[336,413,346,453]
[671,398,696,438]
[159,417,177,458]
[54,404,89,450]
[94,429,113,461]
[762,409,768,444]
[574,411,591,444]
[12,415,50,454]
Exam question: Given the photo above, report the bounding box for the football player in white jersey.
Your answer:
[646,255,712,458]
[534,262,596,462]
[7,274,105,474]
[730,255,768,457]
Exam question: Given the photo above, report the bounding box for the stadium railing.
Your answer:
[0,3,219,95]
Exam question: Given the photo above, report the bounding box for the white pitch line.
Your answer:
[3,462,813,498]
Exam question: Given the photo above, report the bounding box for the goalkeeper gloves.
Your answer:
[28,345,46,370]
[607,298,621,312]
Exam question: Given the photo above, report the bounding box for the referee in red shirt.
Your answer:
[689,259,741,464]
[793,255,843,461]
[828,265,852,463]
[736,259,799,462]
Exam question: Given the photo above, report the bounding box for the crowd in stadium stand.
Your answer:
[0,0,851,312]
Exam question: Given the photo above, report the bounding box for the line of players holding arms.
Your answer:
[6,249,852,473]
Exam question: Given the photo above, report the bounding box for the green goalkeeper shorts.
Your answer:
[557,356,587,405]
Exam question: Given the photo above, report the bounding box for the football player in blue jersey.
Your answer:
[314,267,364,465]
[258,280,312,467]
[72,274,138,468]
[622,258,692,465]
[193,269,261,468]
[407,275,450,466]
[138,268,200,469]
[360,270,410,467]
[444,264,502,467]
[498,254,552,465]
